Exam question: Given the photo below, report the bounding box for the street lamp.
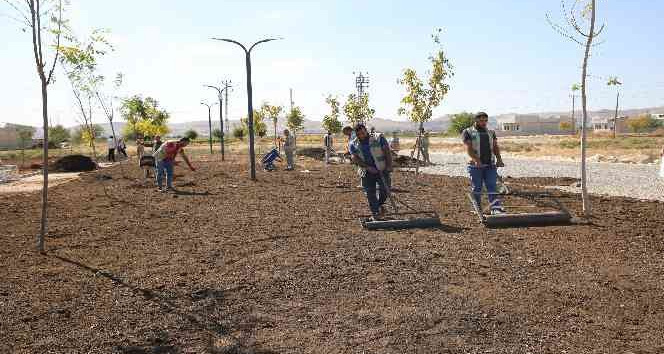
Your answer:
[204,81,232,161]
[200,101,217,154]
[211,37,281,180]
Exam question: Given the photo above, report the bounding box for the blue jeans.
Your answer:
[156,159,174,189]
[361,171,391,215]
[468,164,501,210]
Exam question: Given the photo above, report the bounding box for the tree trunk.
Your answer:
[613,90,619,139]
[274,120,278,150]
[580,0,597,217]
[571,94,575,130]
[415,122,423,176]
[39,81,48,253]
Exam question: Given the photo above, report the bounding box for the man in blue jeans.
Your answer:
[350,124,393,220]
[462,112,505,214]
[153,137,196,192]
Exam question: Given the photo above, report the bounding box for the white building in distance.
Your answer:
[496,114,575,136]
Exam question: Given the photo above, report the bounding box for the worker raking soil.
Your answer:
[350,123,393,221]
[153,137,196,192]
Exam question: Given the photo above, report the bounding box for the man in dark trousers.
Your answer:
[350,124,393,220]
[462,112,505,214]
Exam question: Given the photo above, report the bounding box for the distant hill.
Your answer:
[70,105,664,137]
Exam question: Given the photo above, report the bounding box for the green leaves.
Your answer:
[260,102,284,124]
[448,112,474,134]
[120,95,170,138]
[322,95,343,134]
[241,109,268,137]
[571,83,581,92]
[398,30,454,124]
[607,76,622,86]
[286,106,305,133]
[342,93,375,126]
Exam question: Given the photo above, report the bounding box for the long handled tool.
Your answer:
[360,171,442,230]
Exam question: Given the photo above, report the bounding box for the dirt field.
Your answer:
[1,155,663,353]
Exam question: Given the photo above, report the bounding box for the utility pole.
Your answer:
[354,71,370,100]
[289,88,294,112]
[353,71,370,124]
[204,81,232,161]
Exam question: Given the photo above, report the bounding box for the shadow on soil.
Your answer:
[51,254,278,354]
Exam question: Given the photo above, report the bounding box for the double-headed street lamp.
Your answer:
[204,81,232,161]
[200,101,217,154]
[211,37,281,181]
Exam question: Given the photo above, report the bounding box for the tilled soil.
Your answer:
[1,156,663,353]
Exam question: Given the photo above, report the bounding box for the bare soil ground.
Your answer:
[1,155,663,353]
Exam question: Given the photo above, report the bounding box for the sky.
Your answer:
[1,0,663,128]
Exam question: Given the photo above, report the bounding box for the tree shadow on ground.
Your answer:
[51,254,278,353]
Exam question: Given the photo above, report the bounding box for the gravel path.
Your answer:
[421,152,664,202]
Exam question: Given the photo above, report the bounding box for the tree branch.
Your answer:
[46,0,62,85]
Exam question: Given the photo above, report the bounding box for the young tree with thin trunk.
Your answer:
[322,95,343,135]
[607,76,622,138]
[3,0,65,252]
[343,93,375,126]
[398,28,454,175]
[97,73,124,155]
[59,29,112,161]
[547,0,607,217]
[261,102,283,147]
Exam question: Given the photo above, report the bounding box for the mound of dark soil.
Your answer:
[394,154,426,167]
[298,147,326,160]
[51,155,97,172]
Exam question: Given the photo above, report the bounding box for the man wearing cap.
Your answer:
[350,124,393,220]
[462,112,505,214]
[282,129,296,170]
[153,137,196,192]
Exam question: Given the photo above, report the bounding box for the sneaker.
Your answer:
[367,213,379,222]
[491,208,506,215]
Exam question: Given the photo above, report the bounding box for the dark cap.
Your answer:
[475,112,489,120]
[179,137,191,143]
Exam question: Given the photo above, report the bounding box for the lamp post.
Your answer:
[200,101,217,154]
[204,81,232,161]
[211,37,281,180]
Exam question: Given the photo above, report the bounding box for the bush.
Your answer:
[212,128,223,139]
[448,112,474,135]
[232,126,246,140]
[184,129,199,140]
[48,125,70,145]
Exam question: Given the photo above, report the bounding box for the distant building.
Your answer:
[591,116,628,134]
[0,123,20,150]
[496,114,575,136]
[0,123,39,150]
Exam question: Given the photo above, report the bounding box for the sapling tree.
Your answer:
[59,29,112,161]
[286,106,305,133]
[261,102,283,147]
[322,95,343,134]
[398,28,454,175]
[3,0,66,252]
[547,0,607,217]
[343,93,375,126]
